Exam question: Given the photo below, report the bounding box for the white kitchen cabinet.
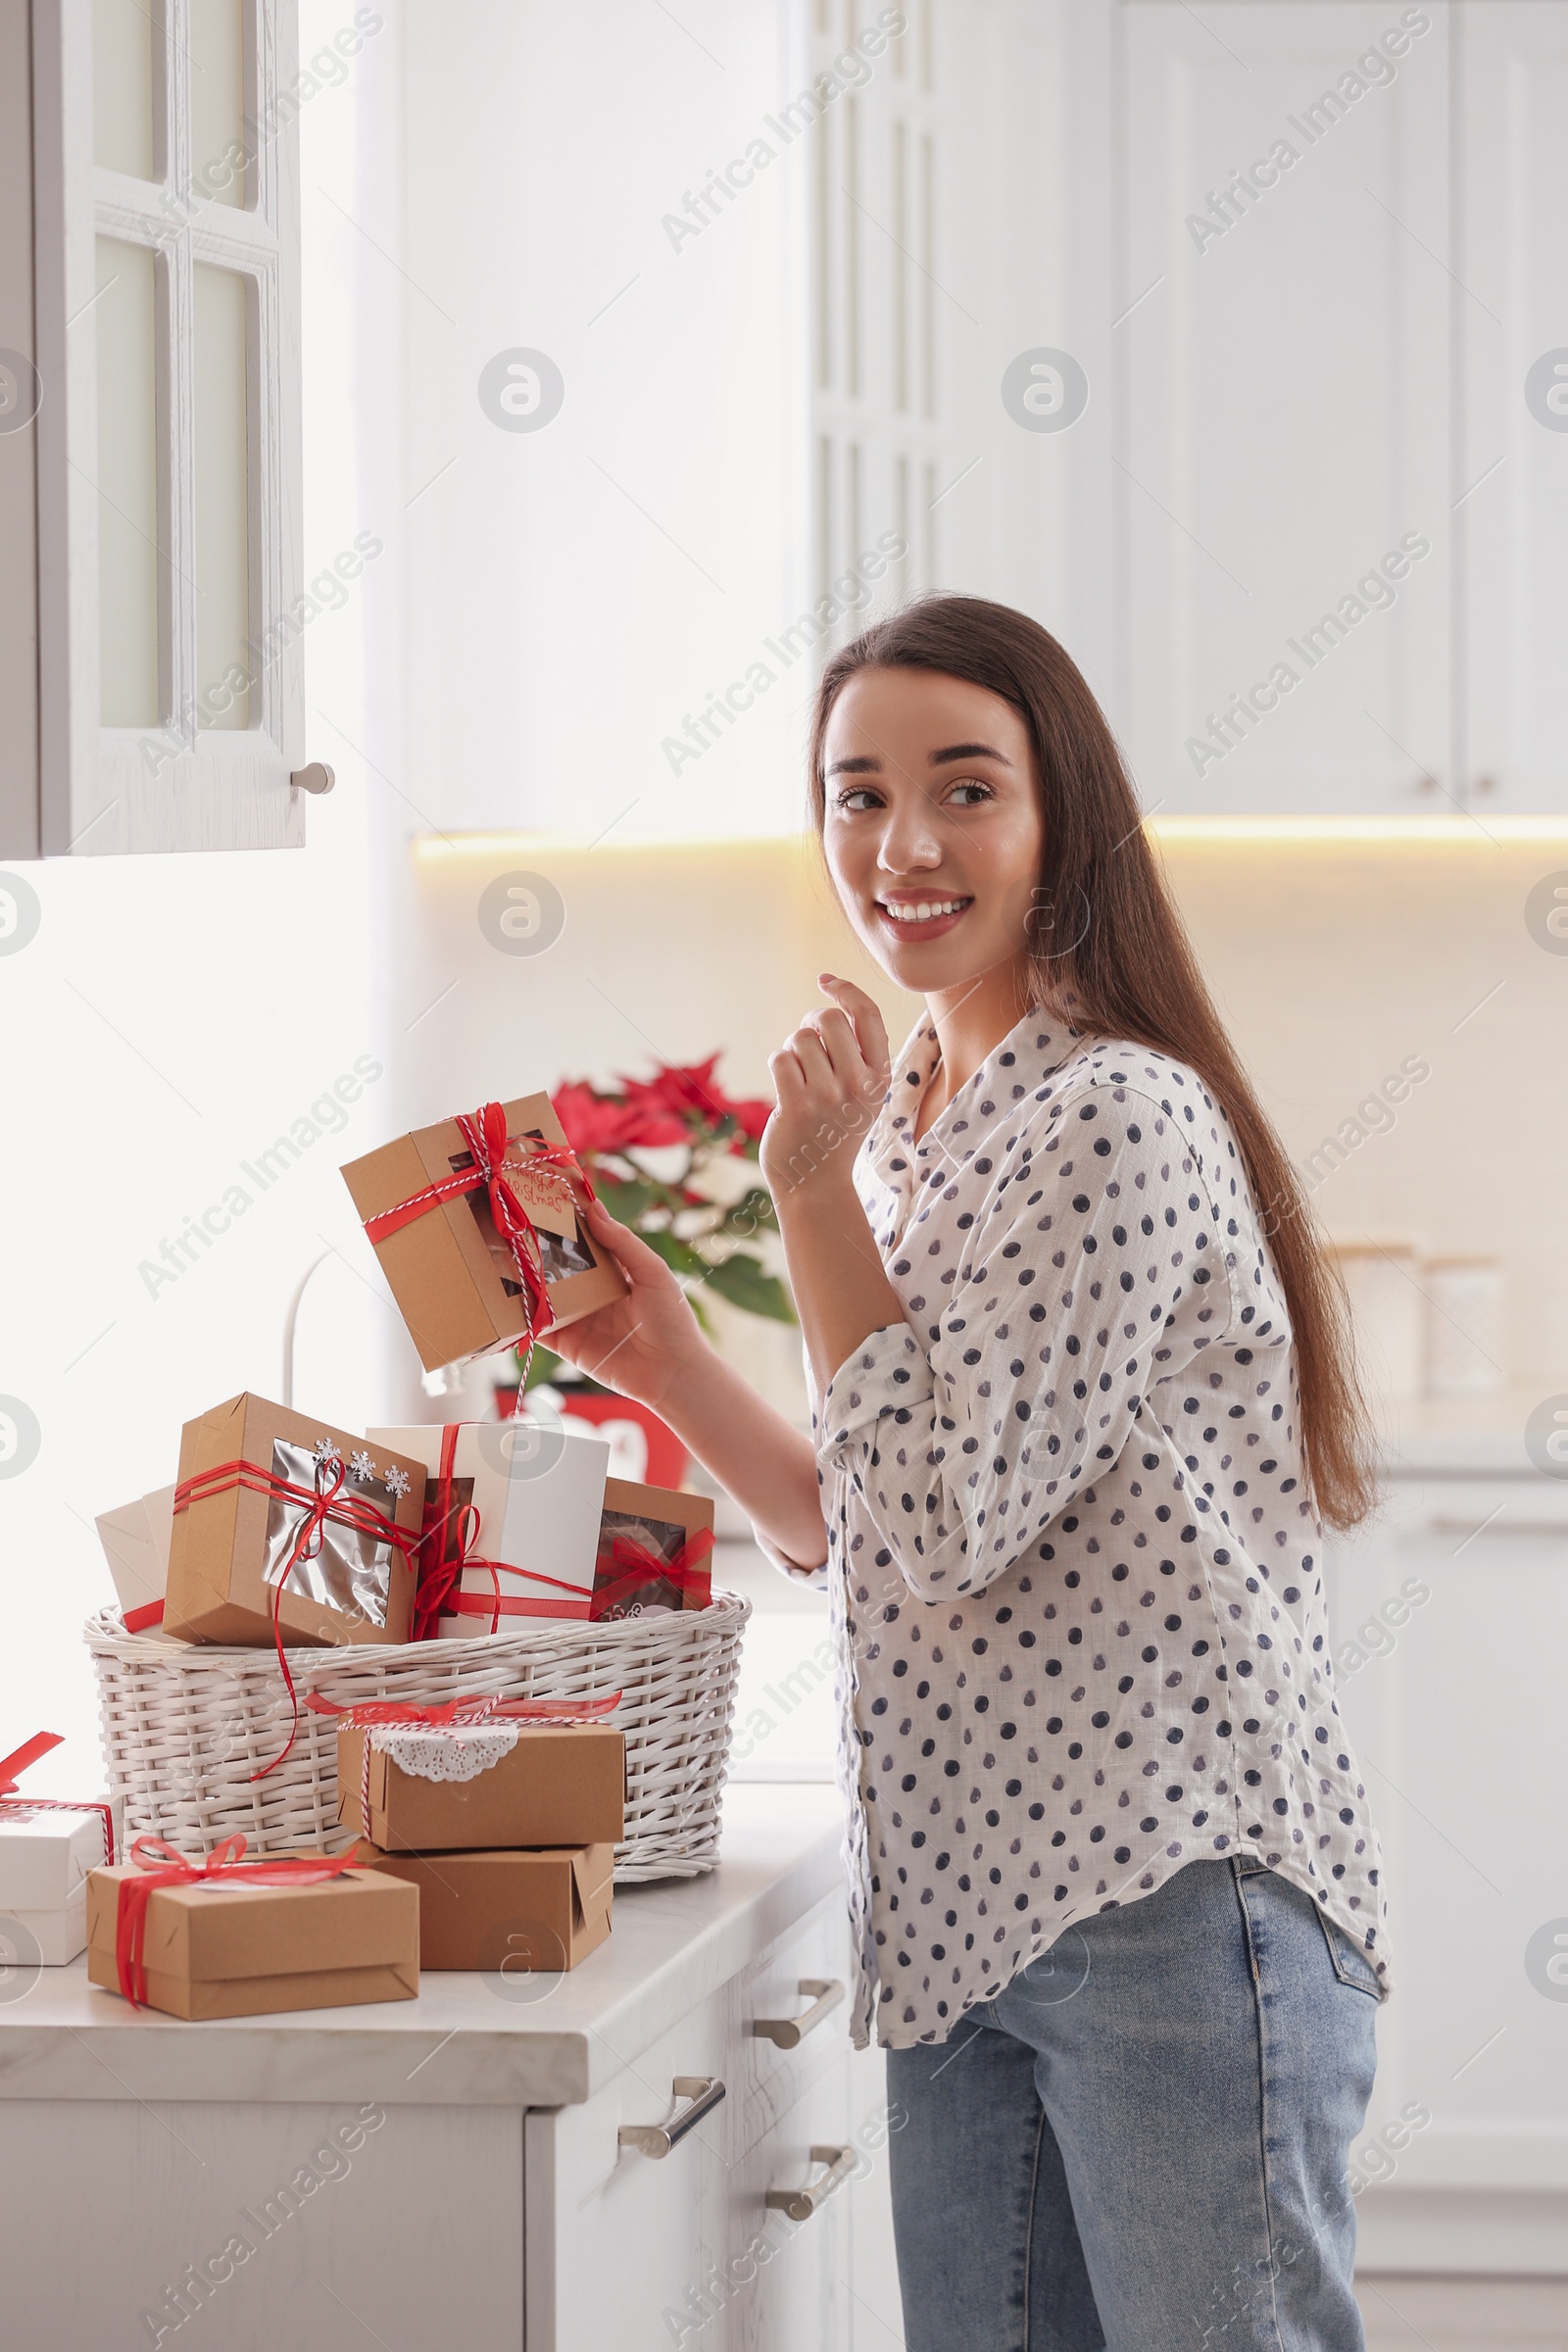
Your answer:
[7,0,313,858]
[1092,0,1568,815]
[1453,3,1568,813]
[1118,1,1453,817]
[0,1789,859,2351]
[1324,1449,1568,2275]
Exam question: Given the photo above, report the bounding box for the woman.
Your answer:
[555,596,1386,2351]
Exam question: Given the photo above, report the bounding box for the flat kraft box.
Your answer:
[360,1843,613,1971]
[95,1484,175,1632]
[164,1394,426,1649]
[341,1093,626,1371]
[85,1865,419,2020]
[594,1479,714,1619]
[337,1722,625,1851]
[369,1420,609,1636]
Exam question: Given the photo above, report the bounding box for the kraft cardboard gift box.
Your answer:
[85,1863,419,2020]
[336,1721,625,1851]
[340,1093,625,1372]
[592,1479,714,1620]
[360,1843,613,1972]
[368,1420,610,1636]
[163,1394,426,1649]
[95,1484,175,1632]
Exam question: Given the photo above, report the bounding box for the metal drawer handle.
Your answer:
[750,1978,845,2049]
[618,2076,726,2159]
[766,2143,858,2223]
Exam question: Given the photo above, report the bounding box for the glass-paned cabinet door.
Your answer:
[13,0,306,856]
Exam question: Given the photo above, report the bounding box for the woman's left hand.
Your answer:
[760,974,892,1202]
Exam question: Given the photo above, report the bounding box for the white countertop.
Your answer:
[1377,1390,1554,1478]
[0,1785,846,2111]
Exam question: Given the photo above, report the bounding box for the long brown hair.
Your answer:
[808,593,1376,1533]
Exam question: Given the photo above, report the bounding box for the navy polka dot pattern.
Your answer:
[773,1012,1389,2050]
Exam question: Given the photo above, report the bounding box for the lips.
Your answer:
[874,892,974,944]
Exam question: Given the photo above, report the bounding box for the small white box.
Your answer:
[4,1893,88,1968]
[368,1420,610,1638]
[0,1807,110,1963]
[94,1484,175,1631]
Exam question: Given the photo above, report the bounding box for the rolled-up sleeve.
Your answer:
[817,1084,1235,1601]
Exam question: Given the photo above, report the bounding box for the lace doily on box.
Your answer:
[368,1726,518,1783]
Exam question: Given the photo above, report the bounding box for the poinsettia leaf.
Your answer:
[642,1229,710,1280]
[595,1177,679,1225]
[701,1252,798,1323]
[715,1188,778,1236]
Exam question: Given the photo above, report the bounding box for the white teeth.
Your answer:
[882,899,967,922]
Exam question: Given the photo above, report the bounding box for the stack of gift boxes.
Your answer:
[2,1090,719,2020]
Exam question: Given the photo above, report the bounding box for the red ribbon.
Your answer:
[411,1423,593,1641]
[305,1690,621,1729]
[122,1599,165,1634]
[362,1103,595,1355]
[591,1529,714,1622]
[112,1833,364,2009]
[173,1453,420,1779]
[0,1731,115,1868]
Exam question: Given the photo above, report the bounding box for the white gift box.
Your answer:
[95,1484,175,1632]
[368,1420,610,1638]
[0,1806,112,1966]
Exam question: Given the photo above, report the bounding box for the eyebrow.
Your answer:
[822,740,1015,778]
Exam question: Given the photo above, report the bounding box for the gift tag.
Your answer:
[500,1146,580,1240]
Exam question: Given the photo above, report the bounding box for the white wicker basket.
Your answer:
[85,1592,751,1882]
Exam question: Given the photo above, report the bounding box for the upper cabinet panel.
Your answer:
[1117,3,1453,816]
[13,0,306,858]
[1455,3,1568,812]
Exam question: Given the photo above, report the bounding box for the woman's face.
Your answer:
[820,666,1046,999]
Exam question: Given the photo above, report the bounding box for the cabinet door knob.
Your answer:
[618,2075,726,2158]
[750,1978,845,2048]
[290,761,335,794]
[765,2143,858,2223]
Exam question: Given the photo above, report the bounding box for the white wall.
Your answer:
[0,3,413,1790]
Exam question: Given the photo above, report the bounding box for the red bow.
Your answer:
[591,1529,714,1622]
[411,1423,593,1641]
[0,1732,115,1868]
[113,1833,364,2010]
[173,1453,419,1779]
[362,1102,595,1357]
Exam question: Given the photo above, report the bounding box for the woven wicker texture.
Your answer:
[85,1592,751,1882]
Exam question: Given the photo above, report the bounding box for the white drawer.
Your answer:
[731,1893,853,2156]
[524,1900,857,2352]
[526,2031,856,2352]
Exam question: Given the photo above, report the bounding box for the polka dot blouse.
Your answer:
[768,1010,1390,2049]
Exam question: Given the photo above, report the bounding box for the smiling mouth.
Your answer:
[876,894,974,926]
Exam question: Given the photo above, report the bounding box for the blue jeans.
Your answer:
[886,1857,1380,2352]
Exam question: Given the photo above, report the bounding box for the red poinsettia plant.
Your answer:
[516,1054,793,1394]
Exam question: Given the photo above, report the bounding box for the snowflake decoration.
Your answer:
[383,1465,412,1501]
[348,1448,376,1487]
[313,1438,343,1470]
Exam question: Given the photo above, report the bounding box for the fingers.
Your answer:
[819,975,892,1083]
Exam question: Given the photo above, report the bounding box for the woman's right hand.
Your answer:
[545,1194,708,1413]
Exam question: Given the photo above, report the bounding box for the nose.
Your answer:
[875,788,944,875]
